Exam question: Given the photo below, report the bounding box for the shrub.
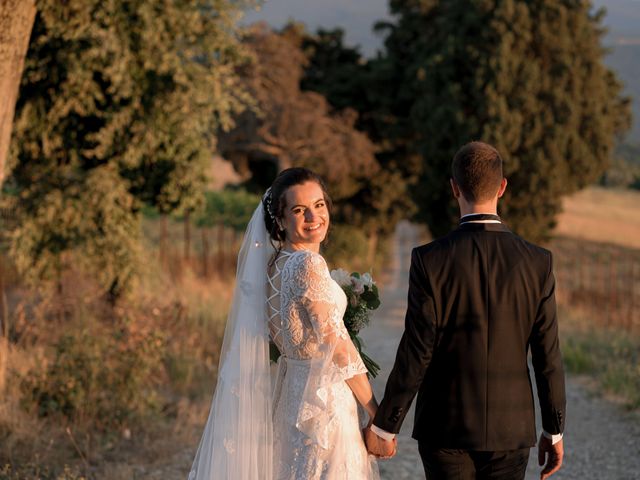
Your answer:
[322,224,370,271]
[196,189,261,231]
[21,315,165,431]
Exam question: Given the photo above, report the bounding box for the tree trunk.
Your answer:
[0,0,36,191]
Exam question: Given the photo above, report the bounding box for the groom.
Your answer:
[365,142,566,479]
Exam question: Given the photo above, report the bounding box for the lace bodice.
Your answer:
[267,250,350,360]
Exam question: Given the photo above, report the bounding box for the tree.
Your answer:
[219,24,379,202]
[221,24,416,253]
[6,0,252,297]
[301,28,370,115]
[0,0,36,191]
[381,0,631,241]
[300,26,419,244]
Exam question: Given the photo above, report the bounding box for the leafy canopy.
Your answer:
[5,0,253,295]
[381,0,631,241]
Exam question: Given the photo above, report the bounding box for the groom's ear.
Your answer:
[450,178,461,199]
[497,177,507,198]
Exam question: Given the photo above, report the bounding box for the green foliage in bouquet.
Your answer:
[331,269,381,377]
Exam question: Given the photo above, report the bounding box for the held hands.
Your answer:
[363,425,397,459]
[538,434,564,479]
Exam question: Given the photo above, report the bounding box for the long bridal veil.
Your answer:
[188,200,275,480]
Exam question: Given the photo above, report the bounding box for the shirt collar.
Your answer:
[459,213,502,224]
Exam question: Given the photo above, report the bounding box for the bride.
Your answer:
[188,168,383,479]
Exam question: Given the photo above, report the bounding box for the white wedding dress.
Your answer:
[268,249,379,480]
[187,200,377,480]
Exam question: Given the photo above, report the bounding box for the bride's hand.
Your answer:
[364,426,398,459]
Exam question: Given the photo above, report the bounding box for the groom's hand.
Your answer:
[538,434,563,479]
[364,427,397,459]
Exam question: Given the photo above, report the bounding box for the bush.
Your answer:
[322,224,370,271]
[159,275,229,400]
[21,315,165,431]
[196,189,261,231]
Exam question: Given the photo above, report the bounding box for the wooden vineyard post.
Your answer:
[589,251,596,324]
[577,241,583,292]
[0,255,7,339]
[630,260,636,333]
[601,253,608,327]
[231,229,240,274]
[160,214,168,268]
[201,227,210,278]
[609,251,618,327]
[217,223,225,276]
[184,212,192,265]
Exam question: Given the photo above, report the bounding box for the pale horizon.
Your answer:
[242,0,640,56]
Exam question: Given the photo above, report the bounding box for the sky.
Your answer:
[242,0,640,57]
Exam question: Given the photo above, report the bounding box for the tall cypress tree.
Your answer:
[382,0,631,241]
[5,0,252,296]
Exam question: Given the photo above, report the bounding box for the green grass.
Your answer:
[560,308,640,409]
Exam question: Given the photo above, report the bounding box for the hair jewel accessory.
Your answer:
[263,187,275,221]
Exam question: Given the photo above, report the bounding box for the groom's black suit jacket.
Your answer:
[374,221,566,451]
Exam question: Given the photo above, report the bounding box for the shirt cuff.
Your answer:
[371,424,396,441]
[542,430,563,445]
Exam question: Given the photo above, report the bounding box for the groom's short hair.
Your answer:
[452,141,503,202]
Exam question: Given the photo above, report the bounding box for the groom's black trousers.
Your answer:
[418,443,529,480]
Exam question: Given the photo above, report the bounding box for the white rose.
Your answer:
[351,276,365,294]
[361,272,374,288]
[330,268,351,287]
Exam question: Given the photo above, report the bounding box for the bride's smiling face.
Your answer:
[279,181,330,251]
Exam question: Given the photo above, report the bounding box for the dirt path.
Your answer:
[140,221,640,480]
[360,221,640,480]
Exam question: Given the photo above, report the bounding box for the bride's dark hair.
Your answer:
[262,167,332,262]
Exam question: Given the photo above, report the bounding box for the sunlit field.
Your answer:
[554,186,640,249]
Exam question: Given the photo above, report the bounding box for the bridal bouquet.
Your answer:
[330,269,381,377]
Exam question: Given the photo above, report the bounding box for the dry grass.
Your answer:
[560,306,640,409]
[554,186,640,249]
[0,232,235,478]
[552,187,640,410]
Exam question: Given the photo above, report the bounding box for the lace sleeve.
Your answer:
[288,251,367,378]
[281,251,368,448]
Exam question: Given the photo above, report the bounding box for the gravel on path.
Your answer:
[360,221,640,480]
